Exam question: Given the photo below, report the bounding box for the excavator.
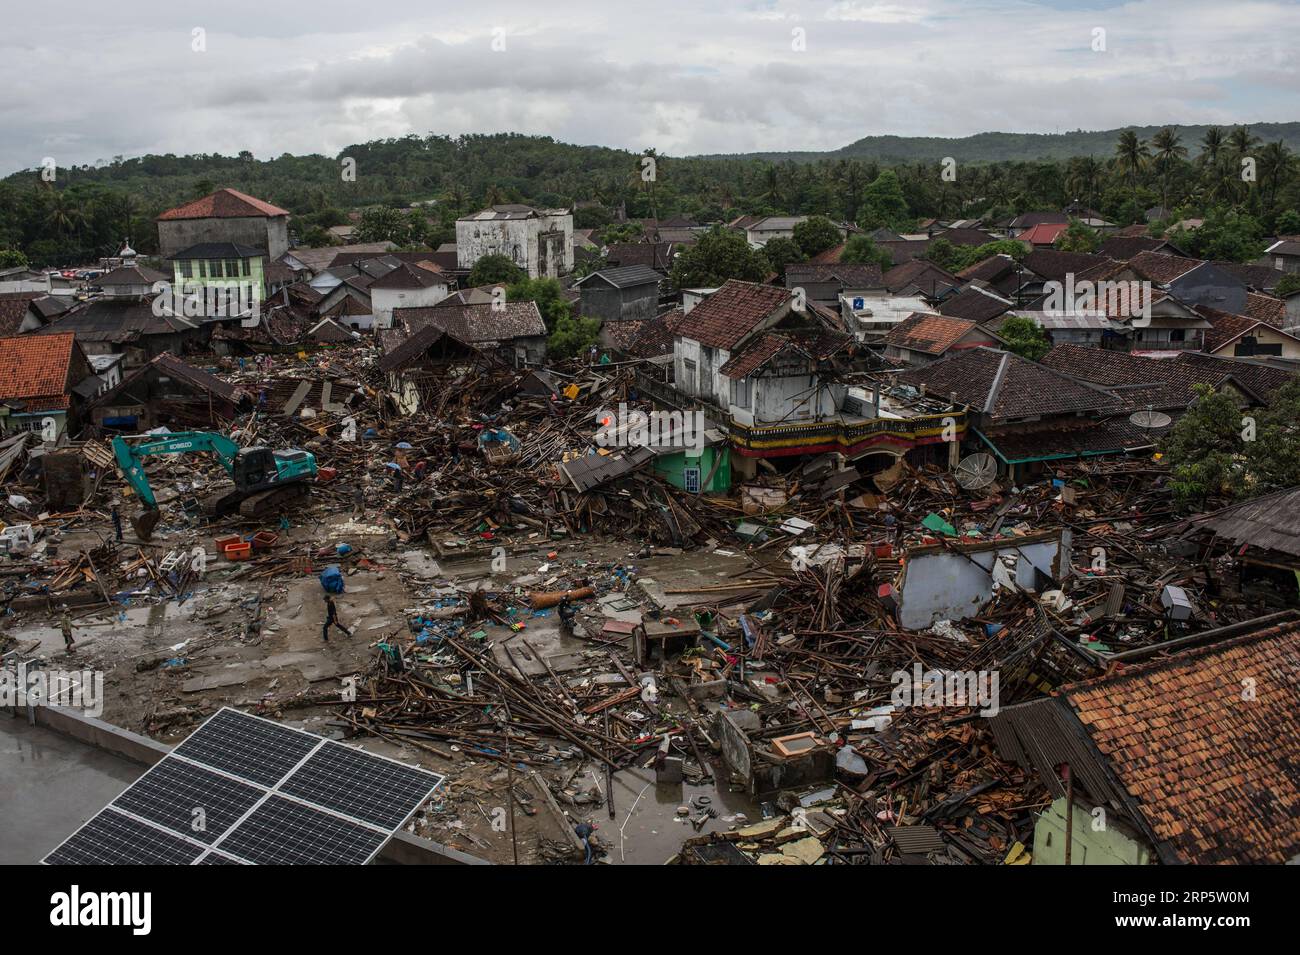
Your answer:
[111,431,318,540]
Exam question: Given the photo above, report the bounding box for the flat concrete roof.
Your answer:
[0,715,140,864]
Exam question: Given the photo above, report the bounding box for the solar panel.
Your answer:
[111,757,264,844]
[42,707,445,865]
[217,796,387,866]
[279,742,443,830]
[45,809,205,866]
[172,707,319,786]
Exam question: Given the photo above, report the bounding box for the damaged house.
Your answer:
[394,301,548,368]
[84,352,246,432]
[991,613,1300,864]
[0,332,98,439]
[647,279,963,480]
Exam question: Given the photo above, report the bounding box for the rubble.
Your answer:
[3,333,1297,866]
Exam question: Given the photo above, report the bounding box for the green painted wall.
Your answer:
[1032,797,1154,865]
[172,255,265,311]
[654,445,731,493]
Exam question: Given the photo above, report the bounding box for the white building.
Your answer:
[368,263,450,329]
[456,205,573,278]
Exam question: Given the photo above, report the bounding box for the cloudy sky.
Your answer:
[2,0,1297,175]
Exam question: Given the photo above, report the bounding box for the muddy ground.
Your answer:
[4,507,769,864]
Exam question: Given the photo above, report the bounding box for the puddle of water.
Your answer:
[595,763,760,865]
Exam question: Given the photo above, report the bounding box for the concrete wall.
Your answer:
[580,283,658,322]
[1033,797,1154,865]
[158,215,288,259]
[456,213,574,278]
[897,531,1071,630]
[372,282,449,329]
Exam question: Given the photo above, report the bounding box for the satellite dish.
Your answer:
[1129,409,1172,429]
[955,452,998,490]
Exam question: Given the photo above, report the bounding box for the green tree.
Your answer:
[355,205,408,244]
[1114,130,1150,206]
[0,248,29,268]
[1243,377,1300,494]
[1275,209,1300,235]
[996,316,1051,361]
[791,215,842,257]
[1161,385,1245,507]
[1179,207,1266,262]
[840,234,892,270]
[300,225,336,248]
[857,170,911,231]
[763,237,805,278]
[506,277,570,332]
[548,314,601,359]
[467,253,524,287]
[669,226,768,289]
[1274,272,1300,297]
[1055,219,1100,253]
[1149,127,1187,212]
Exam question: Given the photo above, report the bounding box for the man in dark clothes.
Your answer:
[322,594,351,642]
[110,504,123,542]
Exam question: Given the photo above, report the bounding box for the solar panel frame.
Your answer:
[279,740,445,830]
[109,756,266,845]
[171,707,321,786]
[213,795,387,866]
[44,808,206,866]
[41,707,445,866]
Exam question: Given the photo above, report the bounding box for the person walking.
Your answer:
[351,484,365,520]
[322,594,351,642]
[59,606,76,652]
[110,504,123,542]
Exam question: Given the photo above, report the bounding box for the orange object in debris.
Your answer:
[316,466,338,483]
[251,531,279,551]
[214,534,242,552]
[528,586,595,609]
[223,541,253,561]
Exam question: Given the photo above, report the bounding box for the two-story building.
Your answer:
[156,188,290,261]
[456,205,573,278]
[650,280,964,481]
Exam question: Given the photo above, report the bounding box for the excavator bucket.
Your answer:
[131,508,162,542]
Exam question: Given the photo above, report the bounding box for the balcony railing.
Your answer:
[727,409,966,454]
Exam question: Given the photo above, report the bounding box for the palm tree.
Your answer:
[1257,140,1296,207]
[759,164,782,206]
[835,160,866,222]
[45,191,85,240]
[1114,130,1150,206]
[1065,156,1102,210]
[1228,126,1261,200]
[483,185,506,207]
[1199,126,1225,167]
[440,183,469,214]
[1150,127,1187,212]
[1198,126,1227,203]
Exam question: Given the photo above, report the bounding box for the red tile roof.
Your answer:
[1062,620,1300,864]
[883,313,980,356]
[673,280,791,350]
[1126,250,1202,285]
[1198,308,1264,353]
[157,188,290,221]
[1246,291,1286,327]
[1019,222,1069,245]
[0,292,41,337]
[719,327,851,379]
[0,332,78,409]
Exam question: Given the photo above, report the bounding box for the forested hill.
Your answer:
[702,123,1300,164]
